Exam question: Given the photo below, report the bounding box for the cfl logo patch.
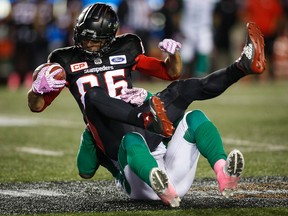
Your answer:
[70,62,88,72]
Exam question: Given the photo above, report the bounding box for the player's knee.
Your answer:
[121,132,146,150]
[186,109,210,130]
[84,86,104,107]
[79,173,95,179]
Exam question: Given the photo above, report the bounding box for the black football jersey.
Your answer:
[49,34,143,116]
[48,33,162,159]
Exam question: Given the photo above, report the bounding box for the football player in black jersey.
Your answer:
[27,3,266,207]
[27,2,185,158]
[28,3,183,138]
[27,3,183,203]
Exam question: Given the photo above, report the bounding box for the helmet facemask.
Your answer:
[77,29,115,57]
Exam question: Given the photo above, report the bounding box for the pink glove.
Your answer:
[158,39,182,55]
[120,87,148,106]
[32,68,66,94]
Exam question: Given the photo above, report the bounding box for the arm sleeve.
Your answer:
[39,88,63,112]
[133,54,177,81]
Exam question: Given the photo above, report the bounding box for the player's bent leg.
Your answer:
[118,132,180,207]
[214,149,245,198]
[77,128,99,179]
[186,110,227,167]
[163,111,201,197]
[119,132,158,184]
[185,110,244,197]
[165,109,243,197]
[85,87,173,137]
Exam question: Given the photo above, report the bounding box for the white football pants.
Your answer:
[120,112,200,200]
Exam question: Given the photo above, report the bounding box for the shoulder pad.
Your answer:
[115,33,144,56]
[48,46,76,66]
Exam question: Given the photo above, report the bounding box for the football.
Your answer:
[32,63,66,81]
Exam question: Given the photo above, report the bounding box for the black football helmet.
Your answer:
[74,3,119,58]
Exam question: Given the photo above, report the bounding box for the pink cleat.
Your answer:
[214,149,245,198]
[149,168,181,207]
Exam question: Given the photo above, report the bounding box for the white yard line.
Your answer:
[223,138,288,151]
[16,147,64,156]
[0,189,66,197]
[0,115,82,128]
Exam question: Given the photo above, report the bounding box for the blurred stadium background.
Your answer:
[0,0,288,91]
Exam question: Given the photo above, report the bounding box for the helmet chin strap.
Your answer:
[80,49,101,61]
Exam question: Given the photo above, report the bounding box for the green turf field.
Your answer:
[0,79,287,215]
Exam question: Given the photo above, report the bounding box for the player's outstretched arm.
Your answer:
[134,39,182,81]
[159,39,182,79]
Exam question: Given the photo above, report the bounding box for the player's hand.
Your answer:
[32,68,66,94]
[120,87,148,106]
[158,39,182,55]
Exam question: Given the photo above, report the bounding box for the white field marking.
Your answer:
[187,188,288,198]
[237,189,288,195]
[16,147,64,156]
[223,138,288,151]
[0,115,82,128]
[0,189,65,197]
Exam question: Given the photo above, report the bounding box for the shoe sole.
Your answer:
[150,168,181,207]
[226,149,245,177]
[247,22,266,74]
[150,168,168,194]
[150,96,174,137]
[222,149,245,198]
